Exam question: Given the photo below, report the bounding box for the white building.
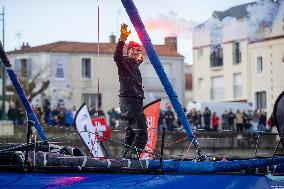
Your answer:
[7,35,185,112]
[192,1,284,115]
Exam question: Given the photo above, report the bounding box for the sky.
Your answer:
[0,0,255,63]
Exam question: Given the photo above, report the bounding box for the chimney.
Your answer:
[165,36,177,51]
[109,33,116,43]
[21,42,31,50]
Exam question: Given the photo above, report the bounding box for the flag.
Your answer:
[74,104,104,158]
[140,99,161,160]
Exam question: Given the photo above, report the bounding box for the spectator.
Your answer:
[44,107,52,125]
[243,110,250,132]
[89,105,96,117]
[52,106,59,117]
[158,109,166,130]
[18,107,26,126]
[203,107,211,131]
[221,110,229,130]
[187,109,193,127]
[71,106,77,120]
[33,105,43,124]
[44,108,55,126]
[64,109,74,126]
[107,107,119,128]
[196,111,202,129]
[7,104,19,127]
[267,114,274,132]
[235,110,244,133]
[58,108,66,125]
[192,108,199,130]
[96,106,105,118]
[258,111,267,132]
[228,109,236,131]
[212,112,219,131]
[164,103,175,130]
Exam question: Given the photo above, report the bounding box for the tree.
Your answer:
[6,68,50,105]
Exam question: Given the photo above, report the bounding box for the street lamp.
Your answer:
[0,6,6,120]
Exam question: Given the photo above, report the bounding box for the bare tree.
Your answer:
[6,67,50,103]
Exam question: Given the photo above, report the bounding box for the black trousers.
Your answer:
[119,97,148,158]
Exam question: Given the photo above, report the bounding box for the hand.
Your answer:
[120,23,131,42]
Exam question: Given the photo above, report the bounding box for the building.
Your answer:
[192,1,284,115]
[248,2,284,115]
[7,35,185,113]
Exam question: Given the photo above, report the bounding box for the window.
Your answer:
[257,56,263,73]
[211,76,224,100]
[233,73,242,98]
[82,58,91,79]
[198,47,203,57]
[233,41,241,64]
[256,91,266,109]
[210,45,223,67]
[185,73,192,90]
[198,78,204,91]
[82,93,101,109]
[56,61,64,79]
[20,58,27,78]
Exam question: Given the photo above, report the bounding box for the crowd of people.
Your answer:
[6,103,78,127]
[159,104,273,133]
[105,103,273,134]
[6,102,273,133]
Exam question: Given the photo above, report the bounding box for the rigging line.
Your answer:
[42,124,76,131]
[0,132,78,153]
[164,136,188,147]
[180,138,194,162]
[108,138,162,158]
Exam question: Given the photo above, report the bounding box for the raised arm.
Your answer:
[113,23,131,64]
[114,40,125,63]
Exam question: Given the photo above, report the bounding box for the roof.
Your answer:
[195,0,281,31]
[212,2,256,20]
[7,41,183,58]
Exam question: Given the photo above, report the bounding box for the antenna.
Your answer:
[15,30,23,49]
[97,0,100,115]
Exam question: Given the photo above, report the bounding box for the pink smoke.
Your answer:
[144,11,197,37]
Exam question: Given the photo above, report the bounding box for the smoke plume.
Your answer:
[145,10,197,37]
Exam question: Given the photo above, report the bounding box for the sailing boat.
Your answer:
[0,0,283,188]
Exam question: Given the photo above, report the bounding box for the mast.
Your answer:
[120,0,201,156]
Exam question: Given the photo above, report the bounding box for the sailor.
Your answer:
[113,23,147,160]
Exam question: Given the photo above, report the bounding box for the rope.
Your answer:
[180,138,194,162]
[164,136,188,147]
[2,121,194,162]
[0,131,77,153]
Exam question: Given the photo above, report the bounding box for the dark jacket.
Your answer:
[164,110,175,124]
[113,41,144,99]
[203,109,211,124]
